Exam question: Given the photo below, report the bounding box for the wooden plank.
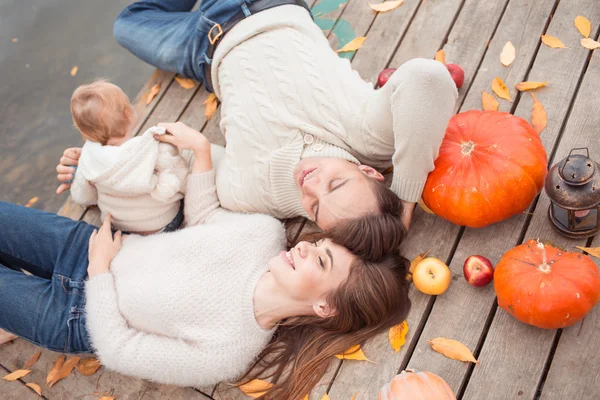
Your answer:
[0,363,39,400]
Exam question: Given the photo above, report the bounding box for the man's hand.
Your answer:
[56,147,82,194]
[87,214,122,278]
[400,200,416,230]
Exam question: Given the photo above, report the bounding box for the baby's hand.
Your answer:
[155,122,210,153]
[56,147,82,194]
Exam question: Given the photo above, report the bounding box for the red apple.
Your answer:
[463,255,494,287]
[445,63,464,89]
[377,68,397,88]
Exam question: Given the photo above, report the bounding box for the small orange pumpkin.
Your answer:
[494,239,600,329]
[378,370,456,400]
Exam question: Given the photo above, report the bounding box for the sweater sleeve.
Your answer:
[85,273,226,386]
[184,170,237,226]
[150,143,189,202]
[361,58,457,203]
[70,170,98,206]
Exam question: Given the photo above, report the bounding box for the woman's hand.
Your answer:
[88,214,122,277]
[56,147,82,194]
[155,122,210,153]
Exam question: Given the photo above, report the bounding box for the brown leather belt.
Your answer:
[204,0,312,92]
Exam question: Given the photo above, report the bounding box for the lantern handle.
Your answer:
[560,147,590,177]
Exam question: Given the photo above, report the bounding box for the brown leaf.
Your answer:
[515,81,549,91]
[492,77,512,101]
[23,351,41,369]
[581,38,600,50]
[531,93,547,135]
[146,83,161,105]
[203,93,218,120]
[428,337,479,364]
[24,197,39,208]
[48,356,80,387]
[576,246,600,259]
[500,41,516,66]
[70,66,78,77]
[337,37,366,53]
[481,90,499,111]
[335,344,376,364]
[76,357,101,376]
[3,369,31,381]
[574,16,591,38]
[46,355,65,384]
[351,394,357,400]
[418,198,435,214]
[99,397,116,400]
[175,76,196,89]
[389,320,409,352]
[541,35,567,49]
[434,49,445,64]
[239,379,273,398]
[26,382,42,396]
[369,1,404,13]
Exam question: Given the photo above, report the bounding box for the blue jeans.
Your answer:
[114,0,263,92]
[0,201,95,354]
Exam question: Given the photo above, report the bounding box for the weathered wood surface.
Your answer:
[0,363,40,400]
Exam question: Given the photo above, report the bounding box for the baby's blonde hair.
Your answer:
[71,79,135,145]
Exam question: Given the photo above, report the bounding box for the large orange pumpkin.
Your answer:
[378,370,456,400]
[494,239,600,329]
[422,111,548,228]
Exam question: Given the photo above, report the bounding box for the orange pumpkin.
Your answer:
[378,370,456,400]
[422,111,548,228]
[494,240,600,329]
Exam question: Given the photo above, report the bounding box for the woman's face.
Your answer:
[268,239,356,316]
[293,157,384,230]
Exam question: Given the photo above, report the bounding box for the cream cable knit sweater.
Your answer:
[71,127,188,232]
[85,170,284,386]
[207,5,457,219]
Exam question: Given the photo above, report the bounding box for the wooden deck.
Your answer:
[2,0,600,398]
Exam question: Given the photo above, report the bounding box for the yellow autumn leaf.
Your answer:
[389,320,409,352]
[369,1,404,13]
[581,38,600,50]
[203,93,218,120]
[500,41,515,66]
[335,344,376,363]
[76,357,101,376]
[515,81,549,91]
[434,49,445,64]
[337,37,366,53]
[70,66,78,76]
[574,16,591,38]
[576,246,600,259]
[48,356,80,387]
[146,83,161,105]
[418,198,434,214]
[541,35,567,49]
[99,397,116,400]
[3,369,31,381]
[427,337,479,364]
[23,350,41,369]
[239,379,273,398]
[408,249,431,281]
[321,394,331,400]
[492,77,511,101]
[25,196,39,208]
[481,90,499,111]
[26,382,42,396]
[175,75,196,89]
[351,394,357,400]
[46,355,66,384]
[531,93,547,135]
[302,395,309,400]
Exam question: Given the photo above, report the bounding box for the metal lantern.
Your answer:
[545,148,600,239]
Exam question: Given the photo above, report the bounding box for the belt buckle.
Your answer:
[208,23,224,46]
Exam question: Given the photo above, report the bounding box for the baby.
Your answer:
[70,79,188,234]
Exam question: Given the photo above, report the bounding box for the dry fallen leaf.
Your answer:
[337,37,367,53]
[3,369,31,381]
[146,83,161,105]
[77,357,101,376]
[335,344,376,363]
[175,76,196,89]
[531,93,547,135]
[574,16,591,38]
[515,81,549,91]
[46,355,66,384]
[351,394,357,400]
[24,196,39,208]
[99,397,116,400]
[481,90,499,111]
[26,382,42,396]
[492,77,512,101]
[48,356,81,387]
[576,246,600,259]
[12,38,18,43]
[407,250,431,281]
[541,35,567,49]
[418,198,435,214]
[70,66,78,76]
[321,394,331,400]
[428,338,479,364]
[389,320,409,352]
[500,41,516,66]
[239,379,273,398]
[203,93,218,120]
[581,38,600,50]
[369,1,404,13]
[23,351,41,369]
[434,49,445,64]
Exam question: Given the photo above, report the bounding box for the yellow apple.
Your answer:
[412,257,452,295]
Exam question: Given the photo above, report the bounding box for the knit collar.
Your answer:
[242,265,277,335]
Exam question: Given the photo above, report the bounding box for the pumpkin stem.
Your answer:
[461,141,476,156]
[536,240,551,273]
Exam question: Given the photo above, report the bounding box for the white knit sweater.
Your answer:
[85,170,284,386]
[208,5,458,219]
[71,127,188,232]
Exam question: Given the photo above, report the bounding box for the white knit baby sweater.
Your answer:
[208,5,458,219]
[71,127,188,232]
[85,170,284,387]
